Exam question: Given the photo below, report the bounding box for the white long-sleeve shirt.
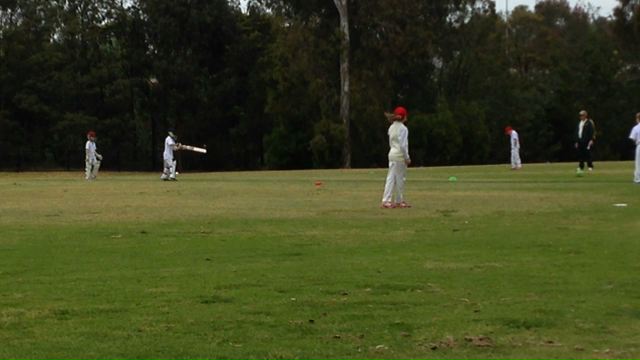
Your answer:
[629,123,640,145]
[388,121,410,162]
[163,136,176,161]
[85,140,97,162]
[510,130,520,150]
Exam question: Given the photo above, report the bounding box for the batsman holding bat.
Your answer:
[161,129,181,181]
[160,129,207,181]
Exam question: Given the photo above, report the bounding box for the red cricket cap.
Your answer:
[504,126,513,134]
[87,130,96,137]
[393,106,408,119]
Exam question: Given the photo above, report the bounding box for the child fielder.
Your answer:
[504,126,522,170]
[161,129,182,181]
[381,106,411,209]
[85,130,102,180]
[629,112,640,184]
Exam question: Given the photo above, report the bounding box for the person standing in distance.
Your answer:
[161,129,181,181]
[628,112,640,184]
[85,130,102,180]
[504,126,522,170]
[575,110,596,174]
[381,106,411,209]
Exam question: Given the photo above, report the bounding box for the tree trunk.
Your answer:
[333,0,351,168]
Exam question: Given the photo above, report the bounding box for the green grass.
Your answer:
[0,162,639,358]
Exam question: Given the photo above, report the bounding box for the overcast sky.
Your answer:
[502,0,618,15]
[239,0,620,16]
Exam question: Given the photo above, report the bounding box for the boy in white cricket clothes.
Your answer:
[161,129,181,181]
[381,106,411,209]
[628,112,640,184]
[505,126,522,169]
[85,130,102,180]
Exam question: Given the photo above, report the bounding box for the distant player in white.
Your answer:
[504,126,522,170]
[161,129,181,181]
[628,112,640,184]
[85,130,102,180]
[381,106,411,208]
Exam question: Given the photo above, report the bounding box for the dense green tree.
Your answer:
[612,0,640,159]
[1,0,639,171]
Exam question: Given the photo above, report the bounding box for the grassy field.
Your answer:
[0,162,639,359]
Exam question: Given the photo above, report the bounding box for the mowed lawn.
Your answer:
[0,162,638,359]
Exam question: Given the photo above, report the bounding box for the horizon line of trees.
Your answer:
[1,0,639,171]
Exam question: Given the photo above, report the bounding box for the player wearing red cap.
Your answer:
[381,106,411,208]
[85,130,102,180]
[504,126,522,170]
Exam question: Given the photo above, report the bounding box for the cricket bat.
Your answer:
[180,144,207,154]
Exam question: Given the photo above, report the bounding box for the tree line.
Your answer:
[1,0,639,171]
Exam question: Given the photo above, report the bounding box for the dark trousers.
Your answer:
[577,142,593,170]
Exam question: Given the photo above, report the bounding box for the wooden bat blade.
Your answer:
[181,145,207,154]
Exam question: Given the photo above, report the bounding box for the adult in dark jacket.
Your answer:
[574,110,596,172]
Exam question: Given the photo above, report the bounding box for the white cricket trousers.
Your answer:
[511,148,522,168]
[161,159,177,179]
[635,145,640,183]
[85,160,100,180]
[382,160,407,203]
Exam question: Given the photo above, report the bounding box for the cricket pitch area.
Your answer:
[0,162,638,358]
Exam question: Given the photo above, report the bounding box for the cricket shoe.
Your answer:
[380,202,395,209]
[396,202,411,208]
